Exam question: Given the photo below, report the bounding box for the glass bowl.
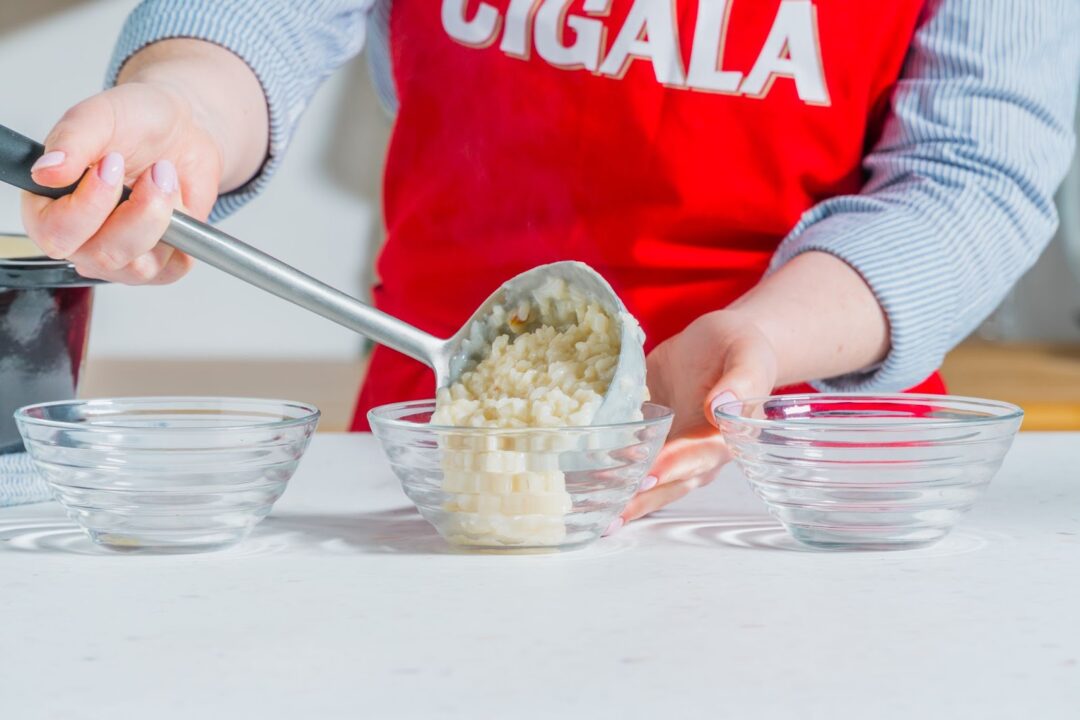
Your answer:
[715,394,1023,550]
[15,397,320,553]
[368,401,673,552]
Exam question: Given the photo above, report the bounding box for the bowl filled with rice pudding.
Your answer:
[369,276,672,551]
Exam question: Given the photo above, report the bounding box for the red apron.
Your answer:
[352,0,943,431]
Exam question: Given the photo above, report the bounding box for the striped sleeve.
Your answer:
[106,0,374,221]
[771,0,1080,392]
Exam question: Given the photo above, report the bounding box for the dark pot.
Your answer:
[1,234,99,453]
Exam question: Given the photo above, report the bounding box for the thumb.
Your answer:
[31,94,119,188]
[703,340,776,429]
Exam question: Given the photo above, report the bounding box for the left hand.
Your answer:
[616,310,779,526]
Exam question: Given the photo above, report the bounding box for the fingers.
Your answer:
[175,146,223,221]
[621,480,698,525]
[24,152,191,285]
[619,436,730,524]
[148,247,194,285]
[72,242,182,286]
[32,94,118,189]
[703,340,775,428]
[22,151,126,259]
[20,86,209,286]
[651,435,731,483]
[64,160,181,284]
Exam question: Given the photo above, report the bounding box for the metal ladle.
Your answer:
[0,124,646,424]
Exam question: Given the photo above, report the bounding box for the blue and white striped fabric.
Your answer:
[773,0,1080,391]
[0,452,52,508]
[106,0,1080,393]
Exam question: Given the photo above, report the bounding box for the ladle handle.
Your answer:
[0,123,441,367]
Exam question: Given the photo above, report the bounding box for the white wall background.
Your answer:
[1,0,1079,358]
[0,0,390,360]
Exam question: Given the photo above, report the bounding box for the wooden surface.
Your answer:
[81,359,367,432]
[81,341,1080,431]
[940,341,1080,430]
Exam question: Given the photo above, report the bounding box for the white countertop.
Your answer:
[1,433,1077,719]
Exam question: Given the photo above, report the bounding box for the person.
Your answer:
[22,1,1080,531]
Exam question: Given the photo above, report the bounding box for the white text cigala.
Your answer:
[441,0,830,105]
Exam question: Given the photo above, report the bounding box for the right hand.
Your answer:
[618,310,778,525]
[22,82,224,284]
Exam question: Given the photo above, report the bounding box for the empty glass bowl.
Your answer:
[715,394,1023,550]
[15,397,320,553]
[369,401,673,552]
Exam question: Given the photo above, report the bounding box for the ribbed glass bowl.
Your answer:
[369,401,673,552]
[715,394,1023,550]
[15,397,320,553]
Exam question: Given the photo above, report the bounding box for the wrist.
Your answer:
[729,251,890,386]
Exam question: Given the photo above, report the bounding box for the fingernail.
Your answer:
[31,150,66,172]
[151,159,178,194]
[97,151,124,187]
[637,475,658,493]
[603,517,624,537]
[711,391,742,420]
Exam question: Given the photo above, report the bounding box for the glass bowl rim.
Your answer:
[368,399,674,435]
[713,392,1024,430]
[14,396,321,433]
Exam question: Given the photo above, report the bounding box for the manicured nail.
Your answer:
[151,159,178,194]
[31,150,66,172]
[710,391,741,420]
[97,152,124,187]
[603,517,624,537]
[638,475,658,493]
